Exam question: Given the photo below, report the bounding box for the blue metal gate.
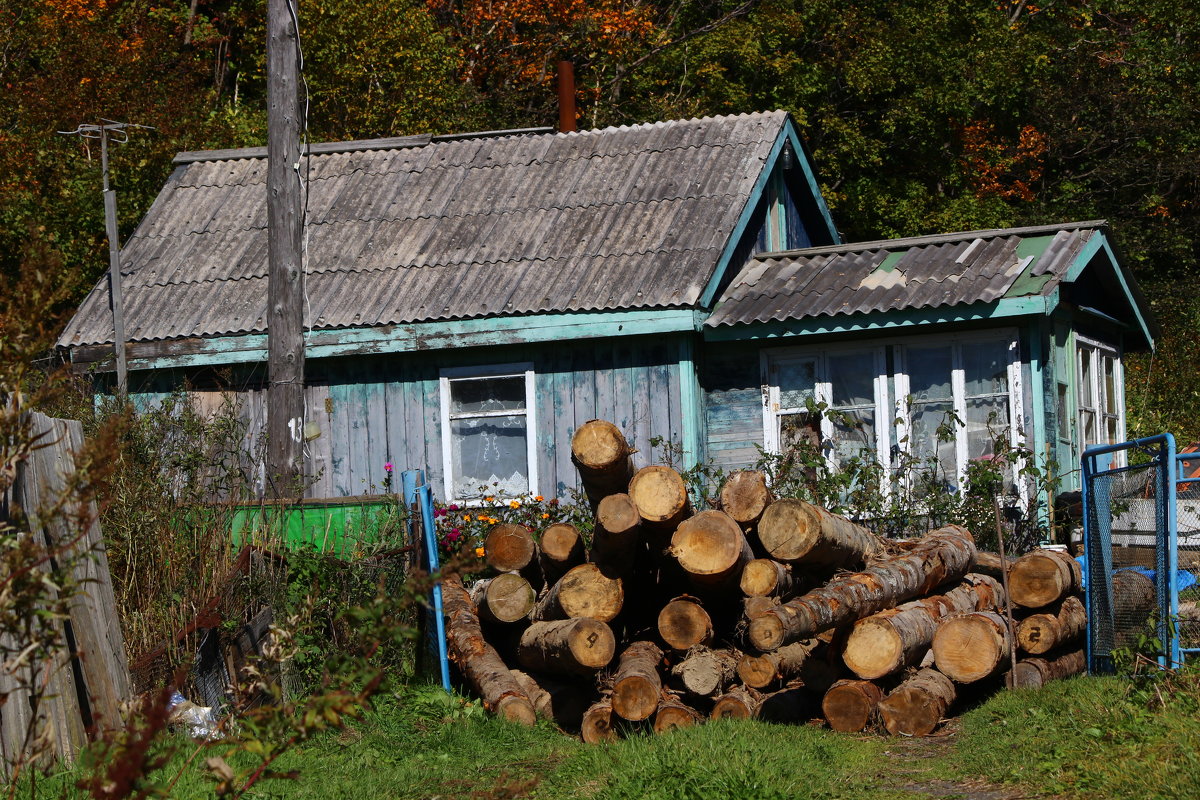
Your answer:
[1083,434,1200,671]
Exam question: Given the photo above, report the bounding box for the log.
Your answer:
[653,696,704,732]
[971,550,1011,581]
[484,524,538,573]
[517,618,616,676]
[757,498,880,566]
[1008,549,1082,609]
[843,574,1005,679]
[749,526,976,651]
[1113,568,1156,649]
[611,641,664,722]
[442,576,536,725]
[822,679,883,733]
[1010,649,1086,689]
[740,559,796,598]
[669,510,754,589]
[878,668,956,736]
[539,523,585,584]
[758,685,816,723]
[628,465,692,529]
[1017,596,1086,655]
[571,419,635,505]
[711,686,761,720]
[591,493,641,574]
[736,640,818,690]
[508,669,590,730]
[531,563,624,623]
[657,596,714,650]
[742,595,777,622]
[932,611,1013,683]
[718,470,774,527]
[581,700,617,744]
[672,648,738,697]
[469,573,537,624]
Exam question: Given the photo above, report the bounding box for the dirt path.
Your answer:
[876,721,1032,800]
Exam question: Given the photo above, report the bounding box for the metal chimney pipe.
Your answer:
[557,60,577,133]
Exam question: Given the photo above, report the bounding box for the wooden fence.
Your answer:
[1,412,132,779]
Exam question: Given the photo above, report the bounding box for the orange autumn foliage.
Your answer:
[959,120,1048,202]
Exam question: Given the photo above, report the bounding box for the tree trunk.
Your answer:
[749,526,976,651]
[571,419,635,505]
[842,574,1005,679]
[508,669,590,730]
[736,640,818,690]
[539,523,585,584]
[672,647,738,697]
[718,470,774,527]
[971,550,1011,581]
[1008,549,1082,609]
[470,573,537,624]
[757,498,881,566]
[740,559,796,598]
[669,510,754,589]
[628,465,692,530]
[711,686,761,719]
[653,696,703,732]
[932,611,1013,683]
[1017,595,1086,655]
[822,679,883,733]
[1113,568,1157,649]
[484,523,539,574]
[612,641,664,721]
[591,493,641,574]
[1010,649,1086,689]
[442,575,536,725]
[581,700,617,743]
[657,595,713,650]
[531,563,624,623]
[517,618,616,676]
[878,668,956,736]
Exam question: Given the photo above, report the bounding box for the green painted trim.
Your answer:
[1027,318,1050,522]
[785,124,840,246]
[115,309,699,372]
[703,295,1053,342]
[1063,232,1152,349]
[678,335,702,467]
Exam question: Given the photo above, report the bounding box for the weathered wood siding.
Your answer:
[699,341,763,472]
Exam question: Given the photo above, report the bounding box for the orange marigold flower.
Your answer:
[509,500,521,509]
[485,496,495,503]
[475,546,485,558]
[534,495,544,502]
[541,513,550,519]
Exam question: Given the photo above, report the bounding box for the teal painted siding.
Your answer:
[700,342,764,472]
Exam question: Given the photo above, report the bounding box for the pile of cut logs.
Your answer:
[442,419,1134,741]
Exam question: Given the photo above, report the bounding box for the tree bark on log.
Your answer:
[822,679,883,732]
[531,563,624,623]
[740,559,796,598]
[653,696,703,732]
[517,618,616,676]
[508,669,590,730]
[932,611,1013,683]
[1113,568,1157,649]
[1010,649,1086,689]
[742,595,777,623]
[757,498,881,566]
[971,550,1011,581]
[581,700,617,743]
[442,575,536,725]
[737,640,818,690]
[540,523,586,584]
[612,641,664,721]
[571,419,635,506]
[672,647,738,697]
[669,510,754,590]
[1017,596,1086,655]
[748,526,976,651]
[718,470,774,527]
[711,686,761,719]
[842,574,1005,679]
[591,493,641,575]
[470,573,537,624]
[484,524,539,574]
[628,465,692,530]
[1008,549,1082,609]
[878,668,956,736]
[657,595,714,650]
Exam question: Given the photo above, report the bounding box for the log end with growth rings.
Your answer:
[842,617,903,680]
[628,465,690,524]
[571,419,631,471]
[748,609,787,651]
[484,523,537,573]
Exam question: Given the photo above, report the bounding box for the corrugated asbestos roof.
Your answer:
[60,111,787,347]
[706,222,1103,327]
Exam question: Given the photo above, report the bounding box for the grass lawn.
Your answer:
[27,669,1200,800]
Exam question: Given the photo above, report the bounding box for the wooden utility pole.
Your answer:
[266,0,306,496]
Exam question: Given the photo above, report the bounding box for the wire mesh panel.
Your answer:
[1175,449,1200,662]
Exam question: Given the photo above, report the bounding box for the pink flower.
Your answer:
[384,462,393,472]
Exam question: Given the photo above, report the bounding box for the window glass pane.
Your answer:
[450,415,528,498]
[828,351,876,408]
[965,397,1010,460]
[450,376,525,415]
[774,359,817,410]
[1078,349,1095,407]
[1103,356,1117,413]
[963,340,1010,397]
[910,401,958,483]
[1105,415,1120,446]
[1057,383,1070,440]
[780,412,821,452]
[830,409,876,468]
[906,346,953,402]
[1079,408,1097,448]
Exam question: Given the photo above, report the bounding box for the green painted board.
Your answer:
[229,498,408,557]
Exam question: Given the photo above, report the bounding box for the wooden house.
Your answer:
[58,111,1154,504]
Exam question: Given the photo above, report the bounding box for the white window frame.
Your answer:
[1075,335,1125,463]
[439,363,538,505]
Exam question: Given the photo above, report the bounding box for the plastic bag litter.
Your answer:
[167,690,222,740]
